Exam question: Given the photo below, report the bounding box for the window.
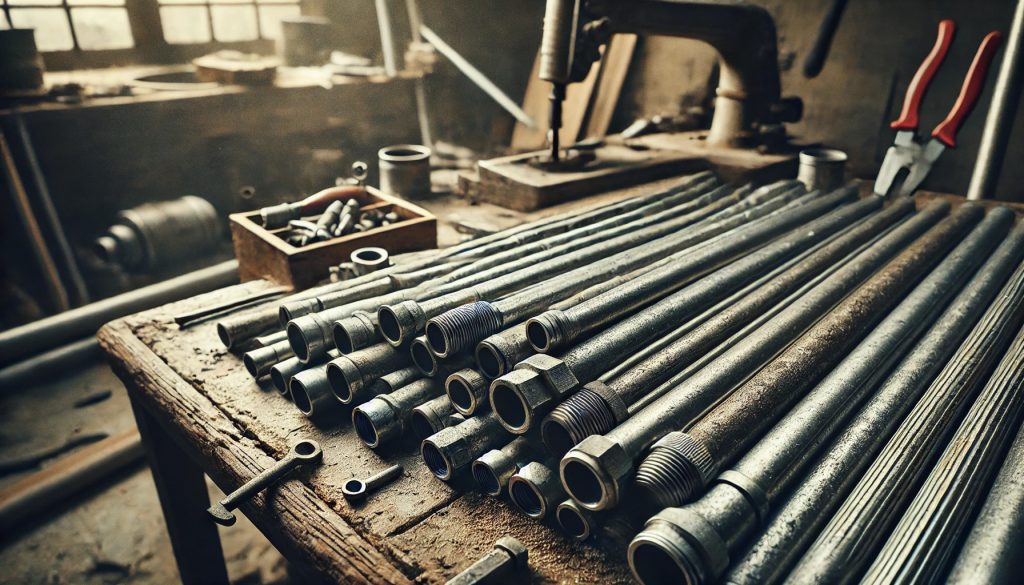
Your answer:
[0,0,301,68]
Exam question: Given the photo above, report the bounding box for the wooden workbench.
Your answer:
[97,281,632,584]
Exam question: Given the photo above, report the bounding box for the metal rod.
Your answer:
[966,0,1024,200]
[374,0,399,76]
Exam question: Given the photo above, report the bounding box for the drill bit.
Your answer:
[549,82,565,162]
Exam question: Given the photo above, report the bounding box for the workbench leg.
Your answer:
[130,396,230,585]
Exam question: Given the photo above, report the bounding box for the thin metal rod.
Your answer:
[375,0,399,77]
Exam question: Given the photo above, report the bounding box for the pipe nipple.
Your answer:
[542,387,617,455]
[635,432,717,507]
[326,356,363,404]
[475,333,524,379]
[526,309,573,353]
[425,301,502,358]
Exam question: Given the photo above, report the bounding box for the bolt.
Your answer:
[342,464,403,504]
[207,440,323,526]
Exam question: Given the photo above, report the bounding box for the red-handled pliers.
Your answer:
[874,20,1002,197]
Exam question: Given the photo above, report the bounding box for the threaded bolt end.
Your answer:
[635,433,716,508]
[542,388,617,455]
[426,302,502,357]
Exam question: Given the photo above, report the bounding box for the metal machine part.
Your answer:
[443,537,529,585]
[206,440,322,526]
[796,147,847,193]
[289,366,339,419]
[352,378,445,448]
[410,394,466,440]
[326,343,412,405]
[243,340,295,379]
[472,436,543,496]
[379,144,432,199]
[350,247,390,276]
[508,459,566,520]
[559,201,953,512]
[258,184,365,229]
[446,368,490,415]
[539,0,795,160]
[422,413,512,481]
[342,464,403,503]
[94,196,222,271]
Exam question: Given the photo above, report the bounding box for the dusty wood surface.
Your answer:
[98,280,632,584]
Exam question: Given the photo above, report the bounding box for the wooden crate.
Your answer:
[229,187,436,288]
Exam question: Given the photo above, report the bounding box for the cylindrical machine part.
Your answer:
[421,413,511,481]
[796,147,847,193]
[350,247,391,276]
[508,459,566,520]
[471,436,542,496]
[352,378,444,447]
[289,366,339,419]
[379,145,432,199]
[410,394,466,440]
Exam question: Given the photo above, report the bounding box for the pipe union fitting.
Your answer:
[560,435,634,511]
[489,369,554,434]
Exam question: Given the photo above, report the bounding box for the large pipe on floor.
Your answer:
[0,260,239,367]
[722,222,1024,585]
[559,201,956,512]
[634,206,1007,508]
[786,237,1024,584]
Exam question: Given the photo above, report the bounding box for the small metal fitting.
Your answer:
[350,247,390,275]
[525,308,576,353]
[508,460,566,520]
[556,499,599,541]
[289,366,337,418]
[259,201,301,229]
[410,335,439,376]
[411,394,466,440]
[444,536,528,585]
[326,343,410,404]
[332,311,380,353]
[425,301,502,358]
[471,436,540,496]
[560,434,634,511]
[541,383,621,455]
[352,378,443,447]
[343,464,403,504]
[242,340,294,379]
[445,368,489,415]
[286,313,334,363]
[491,353,581,435]
[377,300,427,347]
[421,413,510,481]
[635,432,716,508]
[627,506,730,585]
[475,325,534,379]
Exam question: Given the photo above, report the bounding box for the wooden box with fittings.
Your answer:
[229,187,437,288]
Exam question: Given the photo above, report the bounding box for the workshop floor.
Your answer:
[0,363,290,585]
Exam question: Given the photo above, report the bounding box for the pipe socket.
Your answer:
[421,413,510,481]
[410,394,466,440]
[445,368,490,416]
[352,378,443,447]
[508,460,566,520]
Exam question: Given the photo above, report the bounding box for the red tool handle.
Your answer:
[932,31,1003,148]
[891,19,956,131]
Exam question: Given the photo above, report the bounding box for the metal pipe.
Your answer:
[424,184,816,358]
[269,351,335,397]
[967,0,1024,199]
[366,366,422,398]
[861,325,1024,584]
[421,413,512,481]
[443,537,528,585]
[242,340,294,379]
[374,0,399,76]
[946,413,1024,584]
[289,365,339,419]
[723,220,1024,585]
[560,200,955,512]
[326,343,412,405]
[445,368,490,415]
[471,436,543,496]
[508,459,566,519]
[410,394,466,440]
[1,260,239,366]
[491,191,884,437]
[352,378,444,447]
[634,206,1006,508]
[0,337,101,392]
[787,235,1024,584]
[556,499,600,541]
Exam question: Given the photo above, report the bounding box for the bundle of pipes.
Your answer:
[224,168,1024,580]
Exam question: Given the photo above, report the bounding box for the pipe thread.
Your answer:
[635,433,716,507]
[543,388,618,454]
[427,301,502,356]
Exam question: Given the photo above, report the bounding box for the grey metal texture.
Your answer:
[0,260,238,367]
[861,324,1024,584]
[634,205,1002,508]
[508,459,567,519]
[560,200,954,512]
[422,413,512,481]
[423,184,821,358]
[472,436,543,496]
[724,219,1024,585]
[289,365,339,419]
[787,228,1024,585]
[446,368,491,415]
[946,417,1024,584]
[206,440,322,526]
[410,394,466,440]
[443,536,528,585]
[556,498,600,541]
[242,340,294,379]
[352,377,444,448]
[326,343,412,405]
[342,464,403,503]
[527,185,872,354]
[967,0,1024,199]
[270,350,336,397]
[366,366,422,398]
[506,197,917,445]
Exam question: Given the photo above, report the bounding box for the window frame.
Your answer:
[2,0,298,71]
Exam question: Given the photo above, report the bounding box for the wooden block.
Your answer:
[229,187,437,288]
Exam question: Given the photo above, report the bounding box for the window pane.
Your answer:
[9,8,73,51]
[0,15,9,29]
[7,0,63,5]
[210,4,256,41]
[160,5,211,44]
[68,0,125,5]
[257,4,299,40]
[71,7,133,49]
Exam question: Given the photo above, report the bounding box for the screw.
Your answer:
[445,537,529,585]
[342,464,403,503]
[207,439,323,526]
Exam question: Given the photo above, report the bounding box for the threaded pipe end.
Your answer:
[542,388,617,455]
[526,309,573,353]
[635,433,716,508]
[425,302,501,358]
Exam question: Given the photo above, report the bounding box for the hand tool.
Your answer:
[207,440,322,526]
[874,20,1002,197]
[444,537,529,585]
[259,185,365,229]
[342,464,403,503]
